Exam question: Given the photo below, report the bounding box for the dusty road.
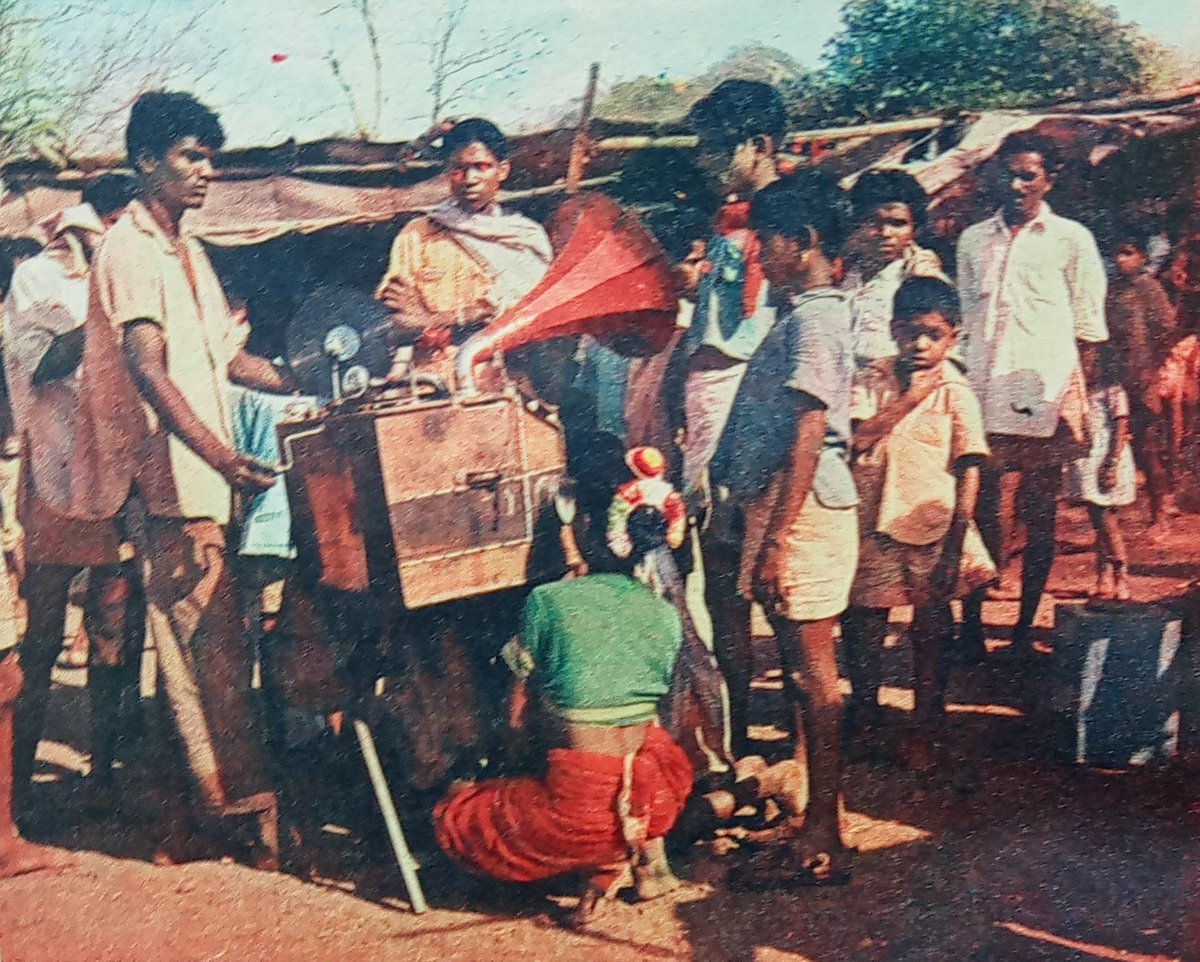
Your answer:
[3,499,1198,962]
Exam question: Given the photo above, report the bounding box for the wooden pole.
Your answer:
[566,62,601,193]
[593,116,948,154]
[353,718,428,913]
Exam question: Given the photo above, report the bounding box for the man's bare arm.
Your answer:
[32,327,84,386]
[228,349,294,394]
[752,392,827,603]
[122,320,275,491]
[766,393,828,539]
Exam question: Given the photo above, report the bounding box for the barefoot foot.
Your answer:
[0,838,69,879]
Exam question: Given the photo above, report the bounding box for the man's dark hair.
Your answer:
[604,152,719,260]
[850,169,929,231]
[82,173,137,219]
[892,276,961,329]
[442,117,509,161]
[0,237,42,296]
[749,170,852,254]
[997,132,1063,174]
[685,80,787,153]
[125,91,225,164]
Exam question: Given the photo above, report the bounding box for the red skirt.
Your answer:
[433,725,692,884]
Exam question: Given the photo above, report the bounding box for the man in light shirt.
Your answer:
[841,168,944,423]
[957,134,1108,657]
[3,177,141,814]
[64,92,292,865]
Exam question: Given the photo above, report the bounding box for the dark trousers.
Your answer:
[138,515,271,810]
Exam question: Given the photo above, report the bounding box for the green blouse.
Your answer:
[513,573,683,727]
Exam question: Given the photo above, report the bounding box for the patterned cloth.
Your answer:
[433,725,691,886]
[228,388,317,559]
[1065,385,1137,508]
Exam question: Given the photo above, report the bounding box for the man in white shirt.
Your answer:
[841,168,944,423]
[957,134,1108,656]
[3,178,140,813]
[66,92,292,866]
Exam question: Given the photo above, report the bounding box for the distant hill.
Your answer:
[526,44,811,129]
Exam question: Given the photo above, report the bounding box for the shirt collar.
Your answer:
[990,201,1053,235]
[789,286,844,309]
[125,199,183,257]
[939,359,969,385]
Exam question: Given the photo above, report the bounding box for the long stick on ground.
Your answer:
[353,718,428,914]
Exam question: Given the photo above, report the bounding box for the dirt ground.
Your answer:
[3,497,1199,962]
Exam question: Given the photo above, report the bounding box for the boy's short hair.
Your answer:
[126,92,224,165]
[1111,222,1153,255]
[997,132,1063,174]
[850,169,929,230]
[82,173,137,219]
[604,152,718,261]
[442,117,509,161]
[685,80,787,153]
[749,170,851,254]
[892,276,961,329]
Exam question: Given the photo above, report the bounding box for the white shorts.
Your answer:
[739,479,858,623]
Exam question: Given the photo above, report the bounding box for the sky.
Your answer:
[41,0,1200,149]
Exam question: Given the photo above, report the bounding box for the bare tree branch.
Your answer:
[310,0,547,138]
[357,0,385,133]
[326,51,371,139]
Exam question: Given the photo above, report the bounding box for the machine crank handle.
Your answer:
[276,423,328,473]
[465,469,502,488]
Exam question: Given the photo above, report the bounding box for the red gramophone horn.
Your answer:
[456,193,678,389]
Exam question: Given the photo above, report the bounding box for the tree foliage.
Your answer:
[805,0,1177,124]
[595,44,808,124]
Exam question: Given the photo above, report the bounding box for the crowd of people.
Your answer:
[0,77,1193,930]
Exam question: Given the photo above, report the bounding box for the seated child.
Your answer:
[1065,346,1136,599]
[842,277,996,771]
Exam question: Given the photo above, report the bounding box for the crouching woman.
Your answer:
[433,484,692,926]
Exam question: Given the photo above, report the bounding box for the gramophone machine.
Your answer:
[272,194,678,912]
[279,193,678,609]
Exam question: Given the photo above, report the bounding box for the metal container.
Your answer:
[280,388,566,609]
[1052,600,1187,767]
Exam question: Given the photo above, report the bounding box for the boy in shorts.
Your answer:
[727,175,857,888]
[843,277,995,771]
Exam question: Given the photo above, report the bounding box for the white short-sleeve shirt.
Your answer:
[91,200,248,524]
[956,203,1107,439]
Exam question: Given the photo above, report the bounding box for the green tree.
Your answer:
[596,44,809,124]
[808,0,1177,124]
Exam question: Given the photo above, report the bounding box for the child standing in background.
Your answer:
[1066,346,1137,600]
[1106,230,1176,530]
[843,277,995,772]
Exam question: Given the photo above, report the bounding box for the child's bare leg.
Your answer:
[1087,505,1112,597]
[729,615,849,888]
[1097,506,1130,599]
[777,615,845,854]
[841,606,887,731]
[901,604,952,772]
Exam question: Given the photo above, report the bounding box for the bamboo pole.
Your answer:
[566,62,601,193]
[594,116,948,153]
